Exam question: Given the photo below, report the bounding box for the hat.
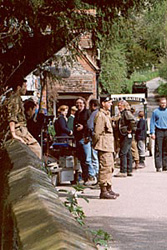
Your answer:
[71,106,78,111]
[103,96,112,102]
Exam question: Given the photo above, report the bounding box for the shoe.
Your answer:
[134,160,139,169]
[156,168,162,172]
[84,176,97,186]
[107,185,120,197]
[78,179,85,185]
[127,172,133,177]
[138,163,146,168]
[163,168,167,171]
[114,172,127,177]
[100,186,117,199]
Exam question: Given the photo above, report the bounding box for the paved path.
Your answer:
[58,78,167,249]
[77,154,167,250]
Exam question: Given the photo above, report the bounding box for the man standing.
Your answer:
[93,96,119,199]
[7,78,41,159]
[87,99,100,182]
[150,97,167,172]
[114,100,136,177]
[74,97,95,184]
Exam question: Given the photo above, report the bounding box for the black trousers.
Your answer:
[155,128,167,170]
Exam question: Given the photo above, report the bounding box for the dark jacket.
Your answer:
[135,118,147,141]
[119,109,136,136]
[54,114,71,137]
[26,113,44,143]
[74,108,91,141]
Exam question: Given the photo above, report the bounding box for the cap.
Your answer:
[71,106,78,111]
[103,96,112,102]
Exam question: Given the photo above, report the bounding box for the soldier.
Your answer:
[7,78,41,159]
[93,96,119,199]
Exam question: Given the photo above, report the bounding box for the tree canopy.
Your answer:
[0,0,159,93]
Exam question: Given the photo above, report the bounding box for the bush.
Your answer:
[159,56,167,80]
[157,81,167,97]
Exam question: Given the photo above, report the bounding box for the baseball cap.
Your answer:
[103,96,112,102]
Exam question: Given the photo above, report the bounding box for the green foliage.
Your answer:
[59,184,88,226]
[48,123,56,137]
[0,0,159,92]
[159,55,167,80]
[59,185,112,248]
[99,42,128,94]
[157,81,167,97]
[91,229,112,248]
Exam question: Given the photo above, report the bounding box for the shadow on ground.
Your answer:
[86,216,167,250]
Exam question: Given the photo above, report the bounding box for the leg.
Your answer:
[119,136,132,173]
[76,140,88,182]
[127,146,133,174]
[91,147,99,176]
[77,139,93,182]
[155,129,163,170]
[98,151,117,199]
[162,130,167,170]
[28,142,41,159]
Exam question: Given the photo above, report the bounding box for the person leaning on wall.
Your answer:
[7,78,41,159]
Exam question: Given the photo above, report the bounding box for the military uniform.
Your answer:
[93,108,114,186]
[7,92,41,159]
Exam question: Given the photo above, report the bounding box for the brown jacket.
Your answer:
[93,108,114,152]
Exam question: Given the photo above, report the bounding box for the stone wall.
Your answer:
[1,140,96,250]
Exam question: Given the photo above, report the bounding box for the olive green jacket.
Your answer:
[7,92,27,128]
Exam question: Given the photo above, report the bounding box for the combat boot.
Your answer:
[134,160,139,169]
[100,186,117,199]
[107,185,120,197]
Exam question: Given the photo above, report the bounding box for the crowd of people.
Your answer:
[5,78,167,200]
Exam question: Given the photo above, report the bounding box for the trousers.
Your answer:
[98,151,114,186]
[119,135,133,173]
[155,128,167,170]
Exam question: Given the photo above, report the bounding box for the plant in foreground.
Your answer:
[58,184,112,248]
[59,184,89,225]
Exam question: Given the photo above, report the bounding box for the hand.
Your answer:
[84,137,90,144]
[76,124,83,131]
[11,132,25,144]
[151,134,155,140]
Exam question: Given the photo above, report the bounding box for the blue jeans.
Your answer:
[91,148,99,176]
[119,135,133,173]
[76,139,93,182]
[155,128,167,170]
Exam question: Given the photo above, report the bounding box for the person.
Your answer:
[54,105,73,141]
[93,96,119,199]
[130,107,140,169]
[87,99,100,182]
[114,100,136,177]
[135,111,147,167]
[74,97,96,184]
[150,97,167,172]
[7,78,41,159]
[67,106,78,131]
[24,98,45,144]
